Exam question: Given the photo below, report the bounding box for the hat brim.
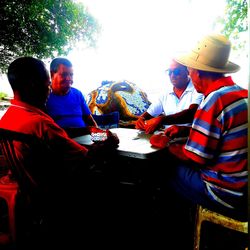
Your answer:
[175,54,240,73]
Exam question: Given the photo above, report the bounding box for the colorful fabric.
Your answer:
[184,76,248,209]
[87,80,151,122]
[46,87,91,128]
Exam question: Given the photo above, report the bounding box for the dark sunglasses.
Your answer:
[167,68,185,76]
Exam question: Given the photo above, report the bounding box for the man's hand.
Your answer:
[90,127,119,147]
[105,130,119,148]
[164,125,180,139]
[149,132,170,148]
[164,125,190,139]
[135,117,146,130]
[144,116,163,134]
[87,129,119,159]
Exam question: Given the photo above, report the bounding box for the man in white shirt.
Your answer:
[135,59,203,134]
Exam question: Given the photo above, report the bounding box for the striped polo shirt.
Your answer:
[184,76,248,209]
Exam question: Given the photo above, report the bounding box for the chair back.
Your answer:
[0,128,55,216]
[92,111,120,129]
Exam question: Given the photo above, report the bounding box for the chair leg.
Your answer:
[193,206,202,250]
[0,189,18,243]
[193,205,248,250]
[8,190,17,242]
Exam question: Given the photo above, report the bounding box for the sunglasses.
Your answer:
[167,68,185,76]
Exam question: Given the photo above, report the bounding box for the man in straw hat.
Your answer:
[162,34,248,217]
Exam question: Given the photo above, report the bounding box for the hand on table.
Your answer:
[135,117,146,130]
[164,125,190,139]
[144,117,163,134]
[89,127,119,148]
[135,116,163,134]
[149,132,170,149]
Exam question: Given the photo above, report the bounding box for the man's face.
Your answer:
[167,61,189,89]
[51,64,73,95]
[31,69,51,108]
[187,67,202,93]
[40,74,52,104]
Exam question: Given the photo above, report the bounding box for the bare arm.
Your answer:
[83,114,98,127]
[136,104,198,133]
[164,125,191,139]
[65,114,98,137]
[168,143,190,161]
[162,103,198,125]
[135,112,153,130]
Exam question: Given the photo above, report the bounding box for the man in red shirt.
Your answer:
[0,57,119,248]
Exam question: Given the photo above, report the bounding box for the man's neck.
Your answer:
[173,87,185,99]
[173,79,190,99]
[13,94,46,111]
[52,88,70,95]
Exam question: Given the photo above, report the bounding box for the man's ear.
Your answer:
[193,69,200,78]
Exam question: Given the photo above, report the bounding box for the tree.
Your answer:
[0,92,8,100]
[0,0,100,74]
[218,0,248,52]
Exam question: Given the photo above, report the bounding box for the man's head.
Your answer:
[166,59,189,89]
[174,34,240,93]
[50,57,73,95]
[175,34,240,74]
[7,57,51,108]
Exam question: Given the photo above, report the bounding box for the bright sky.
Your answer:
[0,0,248,100]
[70,0,248,101]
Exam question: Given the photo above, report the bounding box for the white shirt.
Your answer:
[147,80,203,117]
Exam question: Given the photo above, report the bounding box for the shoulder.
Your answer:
[70,87,85,97]
[70,87,82,94]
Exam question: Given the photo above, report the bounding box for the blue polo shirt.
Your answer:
[46,87,91,128]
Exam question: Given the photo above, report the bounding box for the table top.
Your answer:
[73,128,163,159]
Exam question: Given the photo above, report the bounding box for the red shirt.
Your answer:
[0,100,89,185]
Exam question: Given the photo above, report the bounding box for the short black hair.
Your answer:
[50,57,73,73]
[7,57,48,91]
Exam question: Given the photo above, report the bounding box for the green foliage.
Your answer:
[0,92,8,100]
[0,0,100,74]
[218,0,248,51]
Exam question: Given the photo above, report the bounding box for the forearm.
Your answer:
[141,112,153,120]
[164,125,191,139]
[162,104,198,125]
[85,115,98,127]
[168,143,190,162]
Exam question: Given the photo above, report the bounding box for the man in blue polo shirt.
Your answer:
[46,57,97,136]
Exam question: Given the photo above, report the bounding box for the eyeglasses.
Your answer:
[166,68,184,76]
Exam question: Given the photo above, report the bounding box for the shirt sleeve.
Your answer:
[147,95,164,117]
[41,118,89,158]
[183,101,221,165]
[80,92,91,116]
[191,91,204,105]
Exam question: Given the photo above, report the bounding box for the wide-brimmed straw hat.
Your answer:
[175,34,240,73]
